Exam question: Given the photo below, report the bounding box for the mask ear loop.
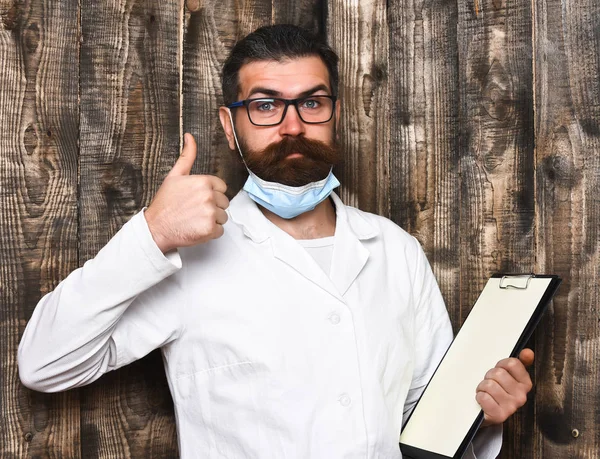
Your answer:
[227,108,252,172]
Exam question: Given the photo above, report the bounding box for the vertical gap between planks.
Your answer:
[76,0,84,454]
[455,0,463,319]
[531,0,539,451]
[179,0,185,150]
[531,0,537,273]
[77,0,82,269]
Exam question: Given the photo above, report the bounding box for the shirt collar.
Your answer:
[227,190,380,243]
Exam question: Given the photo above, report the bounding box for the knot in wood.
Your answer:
[481,60,513,121]
[24,22,40,54]
[1,4,19,31]
[541,153,578,188]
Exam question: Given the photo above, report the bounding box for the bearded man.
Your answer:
[19,25,534,458]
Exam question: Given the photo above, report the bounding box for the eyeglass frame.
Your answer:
[226,95,338,127]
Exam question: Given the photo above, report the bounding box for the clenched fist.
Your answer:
[145,133,229,253]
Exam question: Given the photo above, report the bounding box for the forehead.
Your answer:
[237,56,331,98]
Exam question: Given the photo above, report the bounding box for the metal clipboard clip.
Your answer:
[499,274,534,289]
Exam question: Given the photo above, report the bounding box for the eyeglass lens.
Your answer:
[247,96,334,126]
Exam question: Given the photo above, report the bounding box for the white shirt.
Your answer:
[298,236,335,275]
[18,191,501,458]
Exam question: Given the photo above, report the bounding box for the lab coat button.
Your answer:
[329,313,341,325]
[339,394,351,407]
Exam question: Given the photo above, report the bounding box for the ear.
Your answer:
[334,99,341,140]
[219,107,237,151]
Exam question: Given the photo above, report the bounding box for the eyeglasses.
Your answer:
[227,95,337,126]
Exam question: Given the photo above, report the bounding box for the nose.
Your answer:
[278,103,306,137]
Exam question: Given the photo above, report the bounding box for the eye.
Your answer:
[256,101,276,111]
[301,98,321,110]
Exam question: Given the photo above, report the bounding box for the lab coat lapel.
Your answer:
[228,191,343,301]
[228,190,379,301]
[329,223,369,298]
[270,233,344,302]
[328,193,375,297]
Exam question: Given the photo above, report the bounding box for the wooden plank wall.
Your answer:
[0,0,80,457]
[78,0,182,456]
[0,0,598,457]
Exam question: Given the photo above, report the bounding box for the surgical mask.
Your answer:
[226,109,340,219]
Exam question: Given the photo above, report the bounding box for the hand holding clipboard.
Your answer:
[400,274,561,459]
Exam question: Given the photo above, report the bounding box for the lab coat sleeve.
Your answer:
[402,238,502,458]
[18,210,184,393]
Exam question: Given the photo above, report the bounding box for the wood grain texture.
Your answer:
[456,1,537,456]
[0,0,80,457]
[182,0,324,199]
[457,0,536,310]
[326,0,390,216]
[534,0,600,456]
[78,0,181,457]
[182,0,240,194]
[1,0,598,457]
[387,0,461,329]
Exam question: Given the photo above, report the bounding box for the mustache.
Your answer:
[237,135,343,187]
[244,136,341,169]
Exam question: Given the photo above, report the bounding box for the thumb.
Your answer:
[168,133,197,176]
[518,348,535,367]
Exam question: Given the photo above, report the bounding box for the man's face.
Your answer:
[220,56,342,187]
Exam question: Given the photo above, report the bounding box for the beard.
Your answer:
[238,135,342,187]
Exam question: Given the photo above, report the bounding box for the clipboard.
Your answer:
[399,273,561,459]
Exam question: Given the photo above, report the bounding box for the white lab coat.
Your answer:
[18,190,502,458]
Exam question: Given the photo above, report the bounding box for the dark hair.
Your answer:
[221,24,339,106]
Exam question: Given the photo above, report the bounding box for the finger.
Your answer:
[479,366,530,411]
[476,389,501,412]
[215,208,228,225]
[495,358,532,388]
[519,348,535,367]
[484,367,521,396]
[207,175,227,194]
[477,377,525,424]
[476,379,507,404]
[212,224,225,239]
[214,191,230,210]
[168,133,197,177]
[476,379,514,414]
[476,391,504,425]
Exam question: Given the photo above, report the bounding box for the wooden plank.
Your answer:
[0,0,80,457]
[326,0,389,216]
[182,0,242,192]
[78,0,181,457]
[534,0,600,457]
[387,0,461,327]
[182,0,324,198]
[455,1,536,457]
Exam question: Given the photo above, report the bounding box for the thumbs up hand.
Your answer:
[145,133,230,253]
